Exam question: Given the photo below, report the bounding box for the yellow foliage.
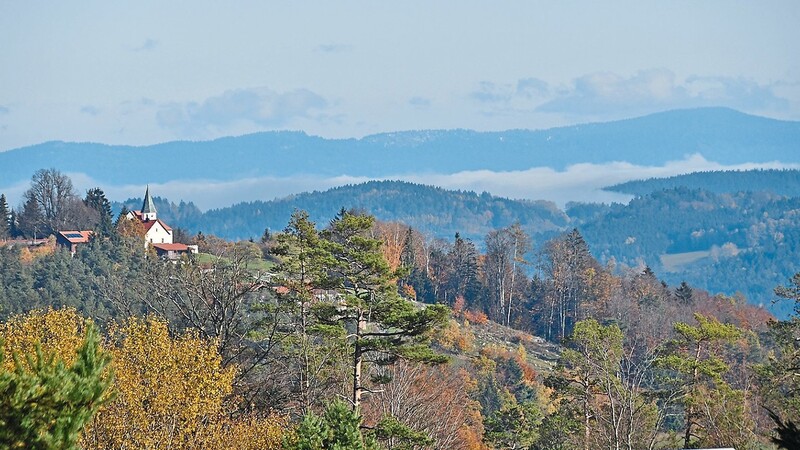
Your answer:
[0,309,290,449]
[203,413,288,450]
[83,317,239,449]
[0,307,88,370]
[436,319,475,352]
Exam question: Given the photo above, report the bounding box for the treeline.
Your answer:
[114,180,568,243]
[0,169,115,240]
[607,168,800,197]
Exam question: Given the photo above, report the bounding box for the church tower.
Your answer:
[141,185,158,221]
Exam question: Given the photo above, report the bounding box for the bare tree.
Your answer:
[22,168,79,235]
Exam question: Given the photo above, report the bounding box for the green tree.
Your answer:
[17,196,45,239]
[674,281,694,304]
[288,399,378,450]
[83,187,114,236]
[271,209,343,413]
[0,324,113,450]
[316,210,449,410]
[447,232,481,306]
[659,313,745,449]
[484,396,542,449]
[0,194,10,240]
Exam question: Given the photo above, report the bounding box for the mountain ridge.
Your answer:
[3,108,798,190]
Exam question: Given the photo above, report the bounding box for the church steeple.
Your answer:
[141,185,157,221]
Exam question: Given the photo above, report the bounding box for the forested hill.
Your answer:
[3,108,800,188]
[115,180,568,242]
[113,179,800,317]
[569,187,800,318]
[606,169,800,197]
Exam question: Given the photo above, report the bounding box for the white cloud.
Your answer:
[471,69,792,121]
[536,69,789,118]
[156,87,328,137]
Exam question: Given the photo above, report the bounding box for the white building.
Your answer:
[125,186,174,247]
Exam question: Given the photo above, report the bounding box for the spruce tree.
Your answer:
[84,187,114,236]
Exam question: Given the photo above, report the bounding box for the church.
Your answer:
[125,186,197,258]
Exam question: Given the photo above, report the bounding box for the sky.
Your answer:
[1,2,799,209]
[1,1,798,152]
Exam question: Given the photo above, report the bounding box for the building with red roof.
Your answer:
[56,230,93,254]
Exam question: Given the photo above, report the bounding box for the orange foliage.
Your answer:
[463,309,488,325]
[453,295,466,317]
[402,283,417,300]
[479,344,538,384]
[374,221,406,272]
[363,361,487,450]
[437,320,475,353]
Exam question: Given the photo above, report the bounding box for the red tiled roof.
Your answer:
[58,230,92,243]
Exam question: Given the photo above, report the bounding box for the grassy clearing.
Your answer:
[660,250,710,272]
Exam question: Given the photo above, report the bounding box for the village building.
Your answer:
[56,230,92,254]
[125,186,198,259]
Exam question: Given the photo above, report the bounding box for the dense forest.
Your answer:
[108,173,800,319]
[114,181,568,243]
[1,169,799,449]
[607,169,800,197]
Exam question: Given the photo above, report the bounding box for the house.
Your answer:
[56,230,92,254]
[125,186,175,249]
[152,242,198,260]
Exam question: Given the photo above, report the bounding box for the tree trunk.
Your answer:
[353,310,366,410]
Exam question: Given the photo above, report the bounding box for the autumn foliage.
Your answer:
[1,309,287,450]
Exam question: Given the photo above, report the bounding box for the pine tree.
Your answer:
[0,324,113,449]
[315,210,448,410]
[17,196,44,239]
[675,281,694,304]
[659,313,744,449]
[288,399,378,450]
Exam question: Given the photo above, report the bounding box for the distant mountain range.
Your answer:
[3,107,799,190]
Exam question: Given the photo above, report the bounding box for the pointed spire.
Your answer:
[141,185,157,221]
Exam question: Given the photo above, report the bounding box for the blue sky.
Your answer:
[1,1,798,152]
